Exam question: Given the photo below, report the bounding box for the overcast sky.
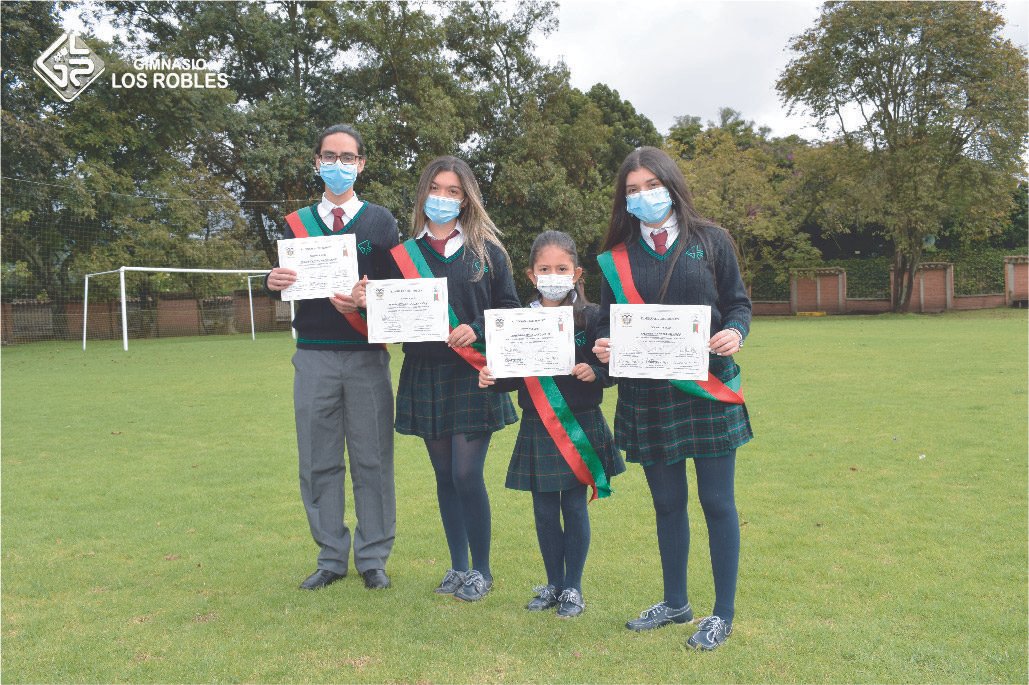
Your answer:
[534,0,1029,140]
[65,0,1028,142]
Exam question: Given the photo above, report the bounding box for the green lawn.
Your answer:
[2,309,1026,683]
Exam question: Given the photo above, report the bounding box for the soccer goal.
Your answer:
[82,266,281,351]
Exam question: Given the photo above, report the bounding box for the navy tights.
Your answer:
[642,452,739,622]
[424,433,492,580]
[531,484,590,592]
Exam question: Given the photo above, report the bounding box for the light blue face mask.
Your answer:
[424,195,462,225]
[318,161,359,195]
[626,186,673,224]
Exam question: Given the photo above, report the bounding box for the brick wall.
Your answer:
[157,298,200,336]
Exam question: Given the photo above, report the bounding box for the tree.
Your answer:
[1,1,241,336]
[584,83,662,181]
[777,1,1028,311]
[18,0,658,314]
[782,140,892,258]
[670,128,819,289]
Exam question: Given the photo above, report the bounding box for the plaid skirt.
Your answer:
[506,408,625,493]
[396,356,517,439]
[615,358,753,466]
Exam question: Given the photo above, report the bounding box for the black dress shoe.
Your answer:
[299,569,346,590]
[362,569,391,590]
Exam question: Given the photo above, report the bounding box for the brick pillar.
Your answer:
[789,267,847,314]
[1004,255,1029,306]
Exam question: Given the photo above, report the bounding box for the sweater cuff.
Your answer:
[724,320,748,342]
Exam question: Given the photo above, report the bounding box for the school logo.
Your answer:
[575,331,587,347]
[285,246,295,257]
[374,287,385,300]
[620,312,632,326]
[34,32,106,103]
[358,240,372,255]
[495,317,504,330]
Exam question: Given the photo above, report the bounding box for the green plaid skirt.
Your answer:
[506,408,625,493]
[396,356,517,439]
[614,358,753,465]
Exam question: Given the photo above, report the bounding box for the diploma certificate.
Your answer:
[277,234,359,302]
[609,304,711,380]
[484,306,576,378]
[366,278,450,343]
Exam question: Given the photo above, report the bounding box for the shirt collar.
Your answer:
[640,213,679,250]
[417,221,465,257]
[416,220,464,239]
[318,193,363,222]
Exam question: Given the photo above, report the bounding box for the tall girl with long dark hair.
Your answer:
[593,146,753,650]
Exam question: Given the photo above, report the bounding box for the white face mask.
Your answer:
[535,273,575,301]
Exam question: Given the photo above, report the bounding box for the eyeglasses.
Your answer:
[319,152,363,164]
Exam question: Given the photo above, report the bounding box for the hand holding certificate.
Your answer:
[366,278,450,343]
[609,304,711,380]
[485,306,576,378]
[277,234,359,302]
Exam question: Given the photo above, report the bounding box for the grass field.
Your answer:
[2,309,1026,683]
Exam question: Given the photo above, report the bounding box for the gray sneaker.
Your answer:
[434,569,467,594]
[625,601,693,631]
[556,588,585,618]
[454,570,493,602]
[526,584,559,611]
[687,615,733,650]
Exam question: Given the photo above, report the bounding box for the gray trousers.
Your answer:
[292,348,396,575]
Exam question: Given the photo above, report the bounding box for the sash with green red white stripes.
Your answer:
[391,238,611,500]
[284,203,372,339]
[389,239,488,370]
[596,243,745,404]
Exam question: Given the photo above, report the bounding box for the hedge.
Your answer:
[748,247,1026,301]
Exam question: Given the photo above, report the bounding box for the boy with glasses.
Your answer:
[266,124,400,591]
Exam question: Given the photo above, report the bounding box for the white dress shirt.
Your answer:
[318,193,364,229]
[640,213,680,252]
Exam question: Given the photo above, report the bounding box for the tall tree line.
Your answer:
[2,0,1025,324]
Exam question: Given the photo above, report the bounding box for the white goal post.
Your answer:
[83,266,271,351]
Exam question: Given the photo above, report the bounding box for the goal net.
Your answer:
[80,267,293,350]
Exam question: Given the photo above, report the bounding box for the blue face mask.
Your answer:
[626,186,673,224]
[424,195,462,225]
[318,161,359,195]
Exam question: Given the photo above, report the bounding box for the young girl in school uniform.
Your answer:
[593,147,753,650]
[357,155,519,602]
[479,231,625,618]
